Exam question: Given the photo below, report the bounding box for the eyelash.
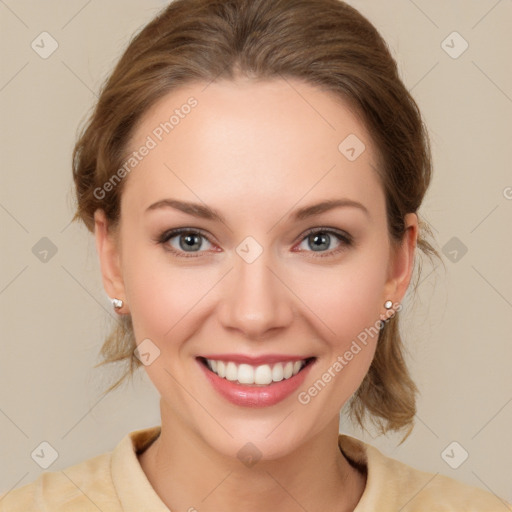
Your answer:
[155,227,353,259]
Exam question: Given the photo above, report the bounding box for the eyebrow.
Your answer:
[145,198,369,222]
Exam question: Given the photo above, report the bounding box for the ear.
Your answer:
[383,213,418,305]
[94,209,128,313]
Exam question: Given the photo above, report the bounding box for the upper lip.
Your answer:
[199,354,315,366]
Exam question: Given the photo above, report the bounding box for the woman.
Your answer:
[1,0,509,510]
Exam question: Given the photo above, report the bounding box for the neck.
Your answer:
[138,406,366,512]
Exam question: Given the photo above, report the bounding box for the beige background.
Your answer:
[1,0,511,504]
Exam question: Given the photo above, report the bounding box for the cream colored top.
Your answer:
[1,426,510,511]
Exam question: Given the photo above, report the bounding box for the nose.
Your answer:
[217,247,294,340]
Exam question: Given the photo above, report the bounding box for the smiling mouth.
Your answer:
[197,356,316,386]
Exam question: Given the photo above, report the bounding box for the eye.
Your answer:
[294,227,353,257]
[157,228,215,258]
[156,226,353,259]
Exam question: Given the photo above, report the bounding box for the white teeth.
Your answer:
[204,358,308,385]
[216,360,225,378]
[271,363,284,382]
[225,362,238,381]
[254,364,272,385]
[283,362,293,379]
[238,364,254,384]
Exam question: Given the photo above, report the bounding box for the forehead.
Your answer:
[121,78,384,217]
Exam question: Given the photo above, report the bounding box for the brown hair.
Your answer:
[72,0,440,440]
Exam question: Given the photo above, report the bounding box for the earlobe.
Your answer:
[94,209,127,312]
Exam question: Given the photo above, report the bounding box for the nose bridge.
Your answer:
[219,240,292,338]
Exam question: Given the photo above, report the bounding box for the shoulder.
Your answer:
[0,451,120,512]
[0,426,162,512]
[338,434,512,512]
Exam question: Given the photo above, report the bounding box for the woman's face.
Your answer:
[95,78,417,460]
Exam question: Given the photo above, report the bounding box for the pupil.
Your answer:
[310,232,329,251]
[181,233,201,251]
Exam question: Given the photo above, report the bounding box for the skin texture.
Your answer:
[94,78,418,512]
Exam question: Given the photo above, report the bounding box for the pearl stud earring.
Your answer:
[111,298,123,309]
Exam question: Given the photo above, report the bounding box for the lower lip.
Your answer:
[198,358,314,408]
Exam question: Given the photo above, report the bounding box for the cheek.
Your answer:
[294,246,389,347]
[294,252,388,410]
[120,233,204,343]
